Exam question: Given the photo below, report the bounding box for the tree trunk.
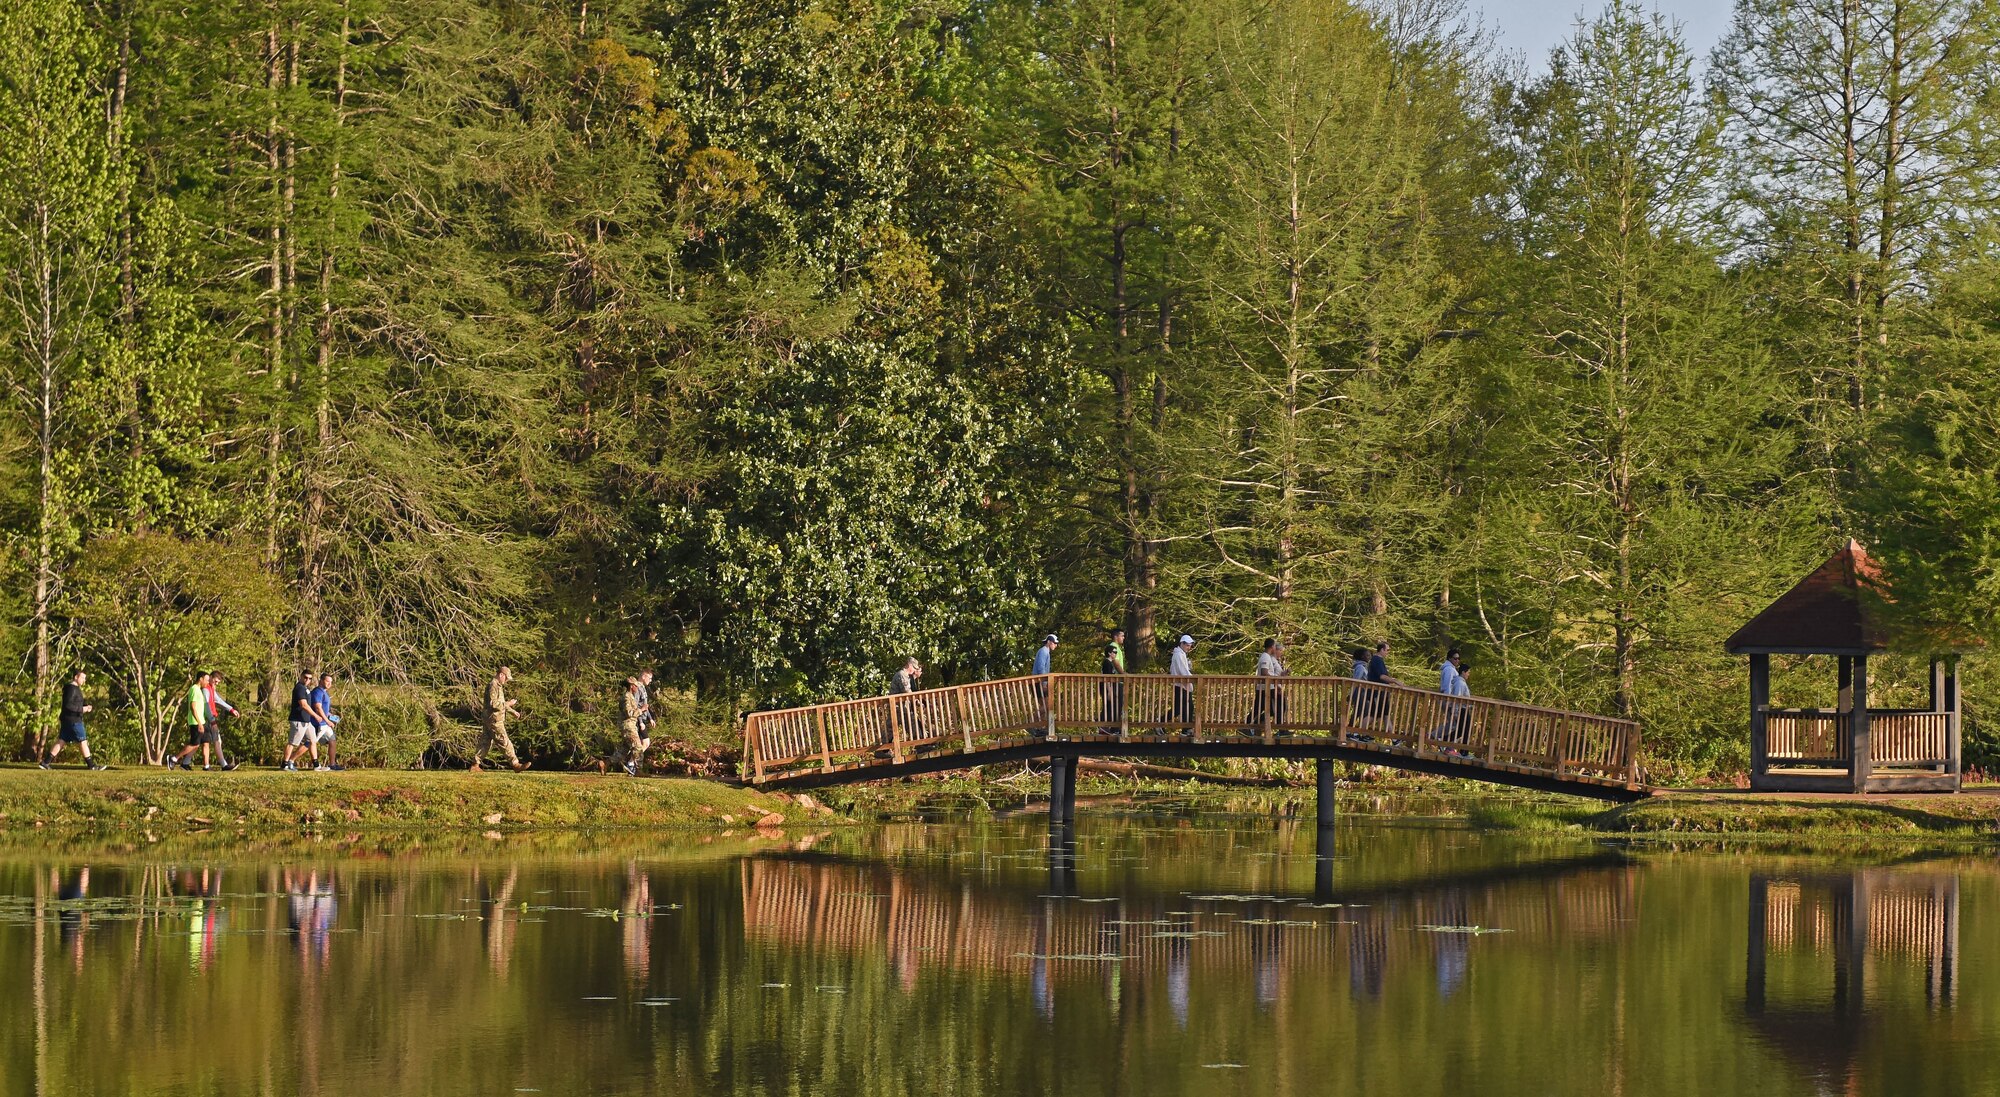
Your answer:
[28,201,55,760]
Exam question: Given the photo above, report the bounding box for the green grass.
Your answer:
[1590,792,2000,840]
[0,766,825,832]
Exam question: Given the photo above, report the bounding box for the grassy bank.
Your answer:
[0,767,828,832]
[1458,788,2000,842]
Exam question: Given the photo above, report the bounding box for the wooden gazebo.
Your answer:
[1727,540,1965,793]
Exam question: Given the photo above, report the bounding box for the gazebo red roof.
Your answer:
[1725,540,1891,655]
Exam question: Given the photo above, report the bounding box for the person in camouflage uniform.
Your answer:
[475,666,526,771]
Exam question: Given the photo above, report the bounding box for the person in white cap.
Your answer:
[1169,635,1195,728]
[1032,634,1059,738]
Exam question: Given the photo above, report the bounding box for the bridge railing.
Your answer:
[742,673,1642,786]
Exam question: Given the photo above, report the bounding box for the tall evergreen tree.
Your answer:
[1477,1,1807,767]
[1163,0,1464,667]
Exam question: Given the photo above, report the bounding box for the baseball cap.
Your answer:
[1179,634,1194,645]
[1045,633,1060,644]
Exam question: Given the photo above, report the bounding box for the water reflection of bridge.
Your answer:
[741,855,1637,1004]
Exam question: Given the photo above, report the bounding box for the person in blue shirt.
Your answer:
[310,675,344,771]
[1438,649,1464,694]
[1032,634,1058,739]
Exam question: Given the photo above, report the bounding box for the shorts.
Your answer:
[289,721,317,747]
[316,724,336,743]
[186,725,210,746]
[202,721,223,744]
[58,719,87,743]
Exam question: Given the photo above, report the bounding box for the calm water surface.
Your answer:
[0,810,1991,1096]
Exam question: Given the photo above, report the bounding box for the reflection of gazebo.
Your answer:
[1727,541,1965,793]
[1742,870,1959,1080]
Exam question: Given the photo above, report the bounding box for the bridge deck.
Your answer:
[745,673,1648,801]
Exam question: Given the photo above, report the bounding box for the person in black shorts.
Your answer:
[41,670,106,770]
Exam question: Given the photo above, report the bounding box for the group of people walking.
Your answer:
[883,631,1479,739]
[474,665,655,776]
[37,667,342,771]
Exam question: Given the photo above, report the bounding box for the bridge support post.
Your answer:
[1314,759,1336,903]
[1048,754,1077,828]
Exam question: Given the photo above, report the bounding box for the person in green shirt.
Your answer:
[166,672,213,770]
[1098,628,1126,733]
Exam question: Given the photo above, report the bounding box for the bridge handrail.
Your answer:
[742,672,1642,787]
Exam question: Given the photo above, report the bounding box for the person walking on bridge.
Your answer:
[889,658,923,742]
[890,657,922,696]
[1365,641,1405,734]
[1252,638,1288,734]
[1033,634,1058,739]
[1168,634,1196,731]
[1099,629,1126,734]
[475,666,526,772]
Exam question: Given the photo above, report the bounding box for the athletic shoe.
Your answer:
[282,761,296,772]
[36,762,49,770]
[202,764,212,771]
[328,764,345,772]
[315,764,330,772]
[88,764,107,771]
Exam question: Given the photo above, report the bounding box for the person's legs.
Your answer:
[42,740,61,766]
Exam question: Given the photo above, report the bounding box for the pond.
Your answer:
[0,808,1993,1096]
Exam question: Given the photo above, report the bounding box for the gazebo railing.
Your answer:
[1765,708,1953,768]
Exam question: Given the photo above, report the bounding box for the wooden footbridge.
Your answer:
[743,673,1648,802]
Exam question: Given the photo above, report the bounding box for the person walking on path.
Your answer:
[1168,635,1196,730]
[1252,639,1288,733]
[1099,629,1125,734]
[202,673,242,770]
[41,670,105,770]
[284,669,319,771]
[311,674,344,771]
[1032,634,1058,738]
[167,672,213,770]
[636,669,656,739]
[475,666,526,772]
[614,676,649,776]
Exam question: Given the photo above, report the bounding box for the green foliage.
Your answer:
[60,533,286,763]
[0,0,1997,778]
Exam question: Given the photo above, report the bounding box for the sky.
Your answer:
[1472,0,1735,68]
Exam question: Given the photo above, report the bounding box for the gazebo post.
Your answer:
[1849,655,1871,793]
[1946,655,1962,781]
[1748,654,1770,785]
